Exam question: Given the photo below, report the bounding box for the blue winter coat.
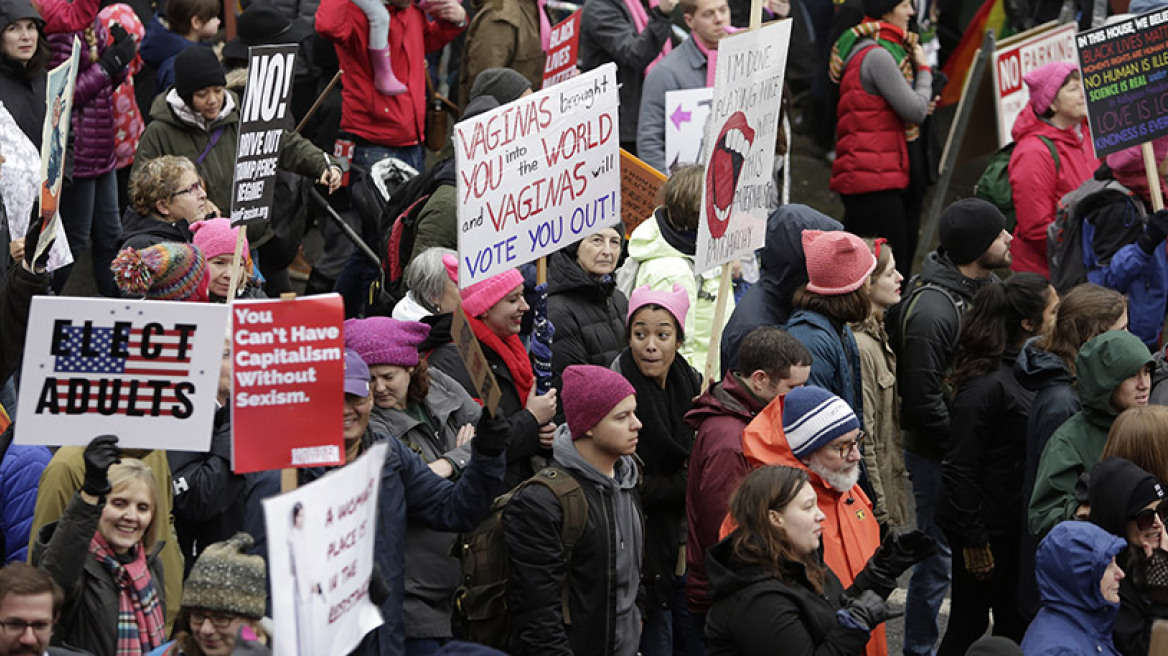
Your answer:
[1021,521,1127,656]
[0,443,51,563]
[139,13,205,90]
[785,309,864,420]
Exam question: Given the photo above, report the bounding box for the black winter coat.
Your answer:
[885,251,998,460]
[118,207,193,251]
[0,60,46,148]
[937,350,1034,548]
[0,264,49,385]
[705,536,869,656]
[546,249,628,392]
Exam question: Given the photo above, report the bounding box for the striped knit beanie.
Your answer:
[182,532,267,619]
[781,386,860,459]
[110,242,209,302]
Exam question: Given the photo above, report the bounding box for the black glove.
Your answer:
[23,203,53,271]
[1138,209,1168,255]
[848,528,938,599]
[82,435,121,497]
[99,24,136,78]
[472,411,509,458]
[837,589,903,632]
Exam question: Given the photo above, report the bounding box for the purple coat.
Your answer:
[46,22,123,179]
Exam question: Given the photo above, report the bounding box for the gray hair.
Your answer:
[405,247,456,313]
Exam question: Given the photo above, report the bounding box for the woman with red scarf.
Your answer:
[828,0,936,278]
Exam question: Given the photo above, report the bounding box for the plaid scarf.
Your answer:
[89,532,166,656]
[829,20,921,141]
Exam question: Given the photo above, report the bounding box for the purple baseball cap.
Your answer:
[343,348,370,397]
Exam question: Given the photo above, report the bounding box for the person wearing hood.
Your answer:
[503,364,644,656]
[720,204,842,376]
[1086,454,1168,656]
[884,197,1011,656]
[0,0,49,149]
[1020,520,1127,656]
[1008,61,1098,277]
[1013,283,1127,620]
[934,273,1054,656]
[547,226,629,392]
[705,465,915,656]
[1073,139,1168,349]
[626,164,733,377]
[1029,330,1153,539]
[684,326,811,627]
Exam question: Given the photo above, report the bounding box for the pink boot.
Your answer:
[369,46,407,96]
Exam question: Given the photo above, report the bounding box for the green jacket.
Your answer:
[1028,330,1152,539]
[409,184,458,262]
[133,89,332,227]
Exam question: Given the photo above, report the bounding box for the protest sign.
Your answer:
[992,23,1077,146]
[265,442,386,656]
[35,37,80,271]
[450,306,502,414]
[1077,9,1168,158]
[232,294,345,473]
[665,87,713,172]
[14,297,228,450]
[454,63,620,287]
[620,149,667,235]
[695,19,790,274]
[231,44,298,226]
[542,11,582,87]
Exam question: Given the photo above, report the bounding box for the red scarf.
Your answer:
[467,314,534,402]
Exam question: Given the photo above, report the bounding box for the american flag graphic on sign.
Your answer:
[54,326,192,376]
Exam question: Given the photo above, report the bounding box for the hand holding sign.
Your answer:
[24,203,55,273]
[82,435,122,497]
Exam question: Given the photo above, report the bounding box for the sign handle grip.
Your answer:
[1143,141,1164,212]
[749,0,763,30]
[225,227,247,303]
[281,468,298,492]
[701,263,734,393]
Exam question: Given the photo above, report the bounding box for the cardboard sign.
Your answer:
[454,63,621,287]
[14,297,229,450]
[264,442,387,656]
[542,11,582,87]
[36,37,79,271]
[992,23,1078,147]
[620,149,667,235]
[231,44,298,225]
[1077,9,1168,158]
[232,294,345,473]
[665,87,713,172]
[450,305,502,415]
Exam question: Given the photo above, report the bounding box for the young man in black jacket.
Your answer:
[885,198,1012,656]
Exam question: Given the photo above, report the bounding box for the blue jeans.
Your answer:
[903,450,952,656]
[353,143,424,175]
[640,606,673,656]
[53,170,122,296]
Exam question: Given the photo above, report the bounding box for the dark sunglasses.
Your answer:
[1133,499,1168,531]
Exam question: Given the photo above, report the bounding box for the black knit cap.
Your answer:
[862,0,902,18]
[1089,457,1165,538]
[0,0,42,34]
[173,45,226,106]
[938,198,1006,265]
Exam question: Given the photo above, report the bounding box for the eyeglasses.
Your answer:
[832,431,866,459]
[0,619,53,636]
[171,180,205,199]
[189,610,235,628]
[1133,500,1168,531]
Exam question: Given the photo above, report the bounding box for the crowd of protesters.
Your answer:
[2,0,1168,653]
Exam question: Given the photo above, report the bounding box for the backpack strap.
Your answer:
[1037,135,1060,173]
[898,282,962,349]
[527,467,589,625]
[196,126,226,166]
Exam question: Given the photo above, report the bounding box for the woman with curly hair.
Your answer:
[120,155,207,252]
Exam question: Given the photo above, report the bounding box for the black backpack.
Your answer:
[1046,175,1146,294]
[378,159,457,303]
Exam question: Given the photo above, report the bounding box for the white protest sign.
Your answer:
[455,63,620,287]
[695,19,791,274]
[265,442,387,656]
[15,297,229,450]
[665,87,713,172]
[992,23,1078,146]
[34,37,80,271]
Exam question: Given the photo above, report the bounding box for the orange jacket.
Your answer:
[740,395,886,656]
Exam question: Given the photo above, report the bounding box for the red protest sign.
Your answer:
[232,294,345,473]
[542,11,582,87]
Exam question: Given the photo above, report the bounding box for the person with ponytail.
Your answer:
[935,272,1057,654]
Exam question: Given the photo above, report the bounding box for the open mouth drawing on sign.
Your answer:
[705,111,755,239]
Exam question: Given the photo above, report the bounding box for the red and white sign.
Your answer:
[232,294,345,473]
[542,11,582,87]
[992,23,1078,147]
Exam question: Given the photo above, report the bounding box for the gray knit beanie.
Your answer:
[182,532,267,619]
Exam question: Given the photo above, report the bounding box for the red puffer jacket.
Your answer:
[316,0,463,147]
[830,44,909,196]
[46,22,123,179]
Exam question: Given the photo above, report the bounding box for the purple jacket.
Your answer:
[46,22,123,179]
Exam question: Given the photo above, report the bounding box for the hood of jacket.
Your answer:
[551,423,638,490]
[139,13,193,68]
[628,210,688,263]
[370,368,476,438]
[1035,520,1126,629]
[742,398,847,501]
[1076,330,1152,421]
[1011,103,1089,149]
[705,533,785,602]
[548,248,618,302]
[684,373,765,430]
[119,207,192,245]
[1015,337,1073,393]
[1087,456,1162,538]
[150,87,239,132]
[757,204,843,303]
[917,250,999,303]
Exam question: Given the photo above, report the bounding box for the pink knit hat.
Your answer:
[461,268,524,317]
[562,365,636,440]
[627,283,690,329]
[442,254,459,283]
[343,317,431,367]
[802,230,876,295]
[1106,137,1168,174]
[191,218,252,271]
[1025,61,1078,114]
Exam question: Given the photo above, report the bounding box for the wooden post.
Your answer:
[281,468,298,493]
[701,267,734,392]
[537,256,547,286]
[1143,141,1164,212]
[295,70,344,134]
[224,227,247,303]
[749,0,763,30]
